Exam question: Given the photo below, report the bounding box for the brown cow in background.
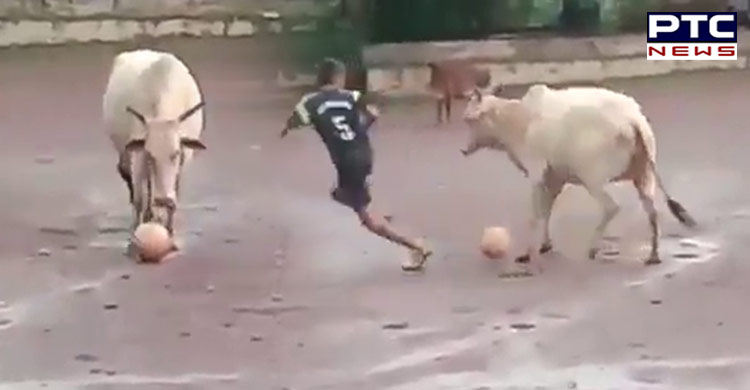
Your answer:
[428,59,491,125]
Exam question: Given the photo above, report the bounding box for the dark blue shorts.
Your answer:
[331,153,372,212]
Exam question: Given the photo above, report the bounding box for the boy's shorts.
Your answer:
[331,153,373,212]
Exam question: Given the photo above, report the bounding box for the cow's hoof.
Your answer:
[645,257,662,266]
[588,248,598,260]
[539,242,553,254]
[169,236,180,252]
[515,254,531,264]
[125,241,138,258]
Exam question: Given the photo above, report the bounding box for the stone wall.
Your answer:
[0,0,336,19]
[0,16,257,47]
[364,30,750,96]
[1,0,745,92]
[0,0,342,47]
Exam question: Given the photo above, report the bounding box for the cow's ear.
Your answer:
[181,138,206,150]
[125,139,145,152]
[125,107,146,125]
[178,101,206,122]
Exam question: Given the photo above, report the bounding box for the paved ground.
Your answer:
[1,39,750,390]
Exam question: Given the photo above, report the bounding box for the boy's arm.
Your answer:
[353,92,379,131]
[281,95,313,138]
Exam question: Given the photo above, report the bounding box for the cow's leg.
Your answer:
[540,168,565,254]
[168,209,178,251]
[584,186,619,260]
[175,172,182,200]
[444,94,452,123]
[169,172,182,242]
[516,179,547,263]
[126,154,142,232]
[117,154,134,204]
[165,206,178,252]
[165,207,175,236]
[131,180,146,231]
[435,96,444,125]
[506,149,529,178]
[634,171,660,265]
[461,138,482,156]
[134,171,153,227]
[126,195,143,258]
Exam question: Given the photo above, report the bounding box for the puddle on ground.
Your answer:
[0,318,13,330]
[96,226,129,234]
[673,253,699,259]
[624,235,722,288]
[230,305,307,316]
[0,373,241,390]
[70,283,100,293]
[39,226,78,236]
[509,323,537,332]
[668,236,720,264]
[88,239,128,250]
[540,312,570,321]
[451,305,479,315]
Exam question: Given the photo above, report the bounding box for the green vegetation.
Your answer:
[275,14,363,77]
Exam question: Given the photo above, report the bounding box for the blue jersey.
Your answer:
[288,89,373,166]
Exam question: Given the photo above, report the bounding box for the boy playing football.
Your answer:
[281,58,432,271]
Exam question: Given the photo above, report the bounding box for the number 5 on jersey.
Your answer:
[332,115,355,141]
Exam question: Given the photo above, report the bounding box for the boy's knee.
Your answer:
[359,211,386,233]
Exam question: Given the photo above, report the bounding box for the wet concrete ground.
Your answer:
[1,40,750,390]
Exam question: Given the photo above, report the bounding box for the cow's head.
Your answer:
[463,88,492,124]
[124,101,206,231]
[462,86,528,155]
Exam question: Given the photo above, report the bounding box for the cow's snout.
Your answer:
[464,113,481,125]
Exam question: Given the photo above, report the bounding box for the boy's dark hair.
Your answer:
[317,58,346,87]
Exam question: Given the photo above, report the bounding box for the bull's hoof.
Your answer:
[645,257,662,266]
[515,254,531,264]
[539,242,553,254]
[168,234,180,252]
[588,248,598,260]
[125,241,138,258]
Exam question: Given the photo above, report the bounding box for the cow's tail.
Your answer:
[633,121,697,228]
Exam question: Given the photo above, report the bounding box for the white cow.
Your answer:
[102,49,206,237]
[462,84,696,265]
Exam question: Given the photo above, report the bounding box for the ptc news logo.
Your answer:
[647,12,738,60]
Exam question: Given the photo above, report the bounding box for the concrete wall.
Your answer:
[364,30,750,96]
[0,0,334,19]
[1,0,745,92]
[0,0,342,47]
[0,17,258,46]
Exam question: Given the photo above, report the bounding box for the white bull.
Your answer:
[102,49,206,237]
[462,84,696,265]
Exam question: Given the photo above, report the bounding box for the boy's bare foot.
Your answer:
[402,239,433,272]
